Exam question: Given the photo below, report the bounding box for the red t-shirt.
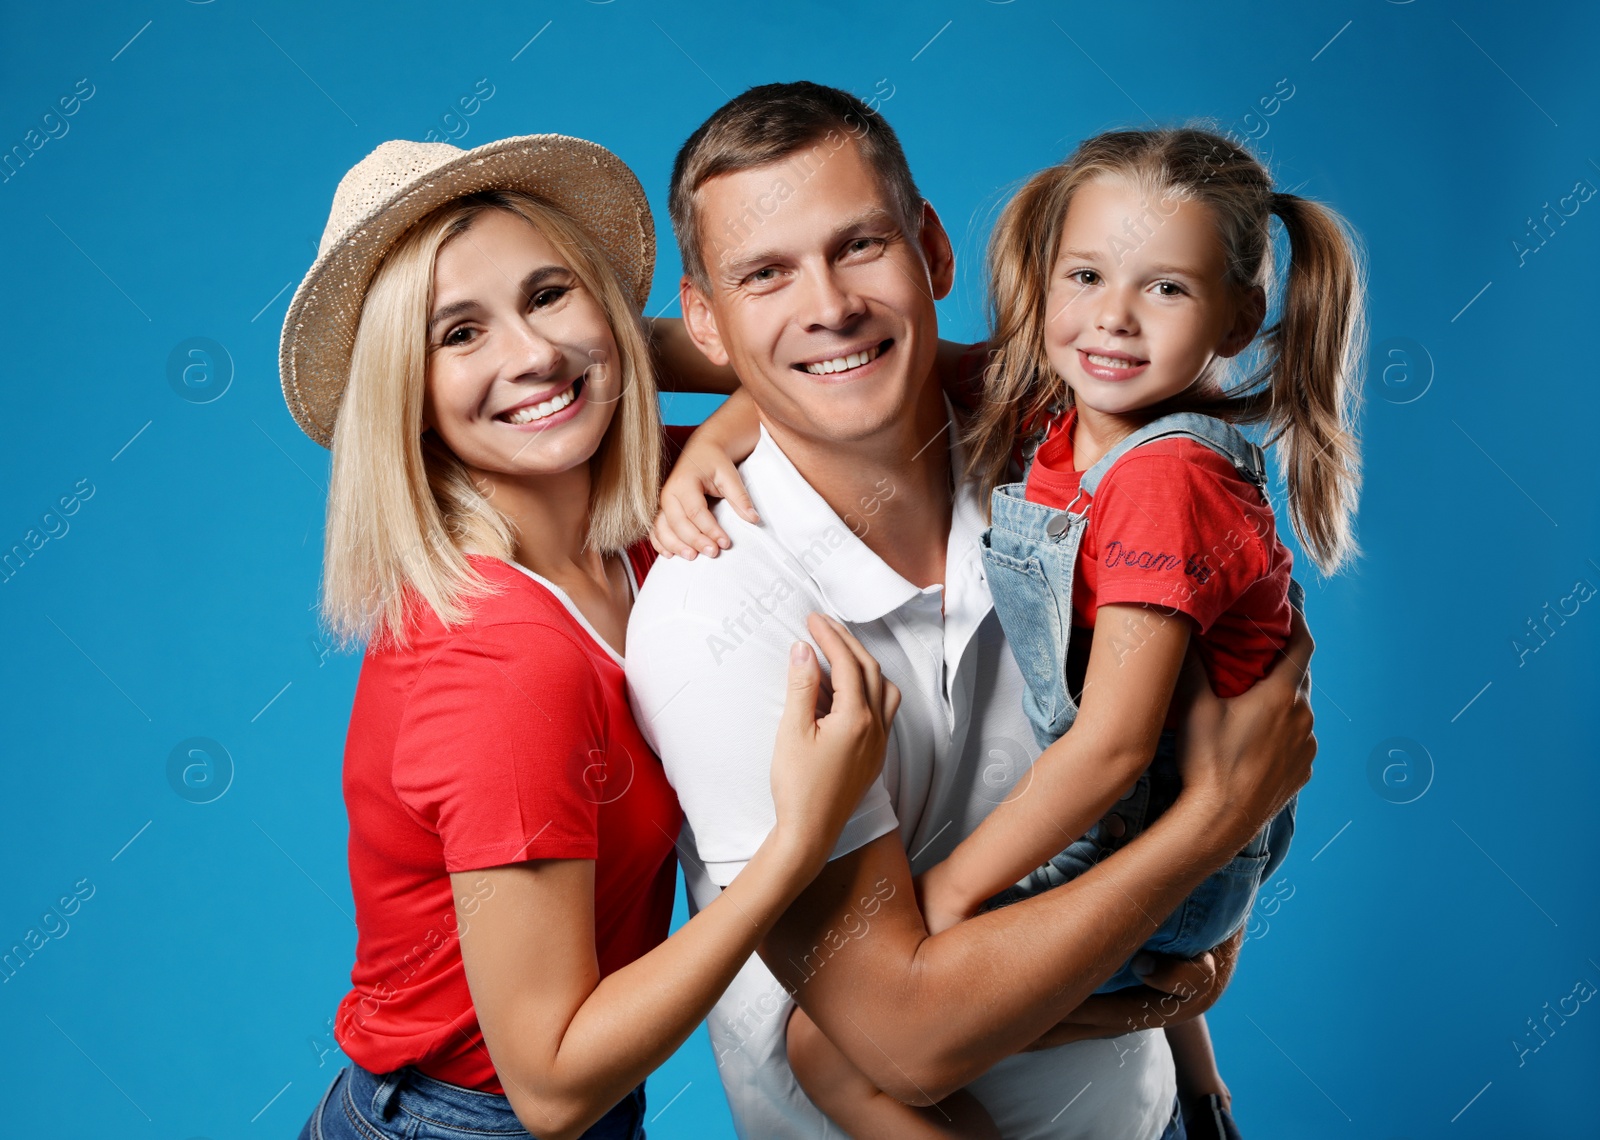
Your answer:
[334,544,683,1092]
[1024,408,1294,698]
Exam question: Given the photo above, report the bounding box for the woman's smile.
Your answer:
[495,372,587,428]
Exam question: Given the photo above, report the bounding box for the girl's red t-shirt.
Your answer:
[333,545,682,1092]
[1023,408,1295,698]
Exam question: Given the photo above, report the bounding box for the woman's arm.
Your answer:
[918,603,1191,933]
[457,616,899,1140]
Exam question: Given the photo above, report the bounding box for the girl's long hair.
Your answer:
[964,127,1366,574]
[320,190,661,650]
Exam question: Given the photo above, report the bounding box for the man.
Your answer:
[626,81,1314,1139]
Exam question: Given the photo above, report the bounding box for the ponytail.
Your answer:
[1262,191,1365,574]
[968,129,1366,575]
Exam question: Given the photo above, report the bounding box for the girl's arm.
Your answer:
[456,616,899,1140]
[651,387,762,559]
[918,603,1192,934]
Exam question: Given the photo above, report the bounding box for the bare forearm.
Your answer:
[926,728,1148,917]
[503,837,813,1136]
[846,796,1252,1101]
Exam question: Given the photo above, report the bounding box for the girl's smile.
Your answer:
[1043,176,1262,426]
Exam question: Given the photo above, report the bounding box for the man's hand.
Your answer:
[1171,610,1316,853]
[1024,929,1242,1050]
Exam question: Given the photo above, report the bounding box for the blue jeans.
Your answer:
[297,1062,646,1140]
[979,412,1299,993]
[1158,1095,1188,1140]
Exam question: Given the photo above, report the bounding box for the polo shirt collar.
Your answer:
[739,397,993,636]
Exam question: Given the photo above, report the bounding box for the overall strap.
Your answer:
[1078,412,1268,498]
[1077,412,1309,613]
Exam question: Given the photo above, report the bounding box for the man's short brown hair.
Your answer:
[668,81,924,290]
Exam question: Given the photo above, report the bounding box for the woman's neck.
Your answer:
[472,462,605,585]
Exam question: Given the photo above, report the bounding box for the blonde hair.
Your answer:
[321,189,661,649]
[965,127,1367,575]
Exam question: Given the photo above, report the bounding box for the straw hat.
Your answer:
[278,134,655,448]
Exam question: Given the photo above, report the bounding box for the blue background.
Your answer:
[3,1,1597,1136]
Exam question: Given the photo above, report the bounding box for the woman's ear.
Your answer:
[1218,284,1267,358]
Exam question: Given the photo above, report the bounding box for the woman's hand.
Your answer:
[768,614,900,875]
[1171,611,1316,852]
[650,389,761,560]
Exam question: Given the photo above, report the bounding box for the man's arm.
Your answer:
[758,617,1316,1105]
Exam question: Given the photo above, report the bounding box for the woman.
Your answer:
[281,134,899,1140]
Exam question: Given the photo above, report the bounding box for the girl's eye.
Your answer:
[1153,281,1184,297]
[1067,268,1100,286]
[530,286,570,309]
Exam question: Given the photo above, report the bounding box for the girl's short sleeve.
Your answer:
[1086,450,1270,634]
[391,621,608,873]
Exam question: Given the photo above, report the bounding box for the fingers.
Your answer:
[1279,608,1316,696]
[656,493,717,560]
[777,640,822,739]
[806,613,866,718]
[808,613,885,716]
[713,464,762,526]
[1131,949,1218,1002]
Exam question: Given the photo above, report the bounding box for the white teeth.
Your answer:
[805,344,882,376]
[1086,352,1141,369]
[503,386,575,424]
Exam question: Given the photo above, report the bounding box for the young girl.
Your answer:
[653,126,1364,1139]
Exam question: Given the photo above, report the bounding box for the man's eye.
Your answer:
[846,237,882,255]
[748,267,778,284]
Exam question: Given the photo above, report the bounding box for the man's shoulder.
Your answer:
[632,506,809,618]
[627,507,825,685]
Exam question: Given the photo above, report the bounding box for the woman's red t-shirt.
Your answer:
[333,545,682,1092]
[1024,407,1294,698]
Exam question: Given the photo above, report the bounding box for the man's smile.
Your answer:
[793,338,894,378]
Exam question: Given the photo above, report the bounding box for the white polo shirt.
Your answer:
[625,413,1175,1140]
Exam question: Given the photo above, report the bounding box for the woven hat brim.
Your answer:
[278,134,655,448]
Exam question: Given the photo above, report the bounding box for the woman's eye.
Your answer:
[442,325,476,346]
[530,286,569,309]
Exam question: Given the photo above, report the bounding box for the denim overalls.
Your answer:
[979,411,1301,993]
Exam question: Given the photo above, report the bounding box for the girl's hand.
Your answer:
[1023,930,1240,1050]
[650,388,762,560]
[651,432,759,560]
[913,868,978,936]
[768,614,900,873]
